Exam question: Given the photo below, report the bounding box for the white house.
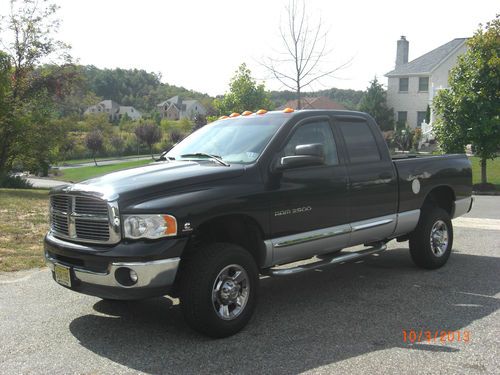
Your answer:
[85,100,142,121]
[157,96,207,120]
[385,36,468,133]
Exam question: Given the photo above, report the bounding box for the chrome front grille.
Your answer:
[50,194,120,244]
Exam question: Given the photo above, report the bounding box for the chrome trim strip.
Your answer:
[351,217,394,232]
[45,251,180,289]
[263,212,417,268]
[274,225,351,248]
[453,197,473,219]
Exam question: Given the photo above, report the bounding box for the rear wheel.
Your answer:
[179,243,259,338]
[409,207,453,269]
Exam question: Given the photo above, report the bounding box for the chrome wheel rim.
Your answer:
[212,264,249,320]
[430,220,449,257]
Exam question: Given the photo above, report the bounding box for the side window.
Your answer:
[283,121,338,165]
[338,121,381,163]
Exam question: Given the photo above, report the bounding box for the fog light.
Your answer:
[129,269,138,283]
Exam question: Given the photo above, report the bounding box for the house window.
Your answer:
[399,77,409,92]
[397,111,407,127]
[417,111,427,127]
[418,77,429,92]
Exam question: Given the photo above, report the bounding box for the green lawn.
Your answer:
[0,189,49,271]
[469,156,500,189]
[55,154,152,166]
[56,159,153,182]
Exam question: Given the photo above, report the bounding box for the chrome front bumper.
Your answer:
[44,251,180,289]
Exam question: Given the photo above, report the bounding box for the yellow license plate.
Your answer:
[54,263,71,287]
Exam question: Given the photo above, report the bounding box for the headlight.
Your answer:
[123,214,177,239]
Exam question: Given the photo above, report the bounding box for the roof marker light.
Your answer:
[242,111,253,116]
[229,112,240,118]
[283,107,295,113]
[219,115,229,120]
[256,109,268,115]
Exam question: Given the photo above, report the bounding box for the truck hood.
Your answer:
[52,160,246,202]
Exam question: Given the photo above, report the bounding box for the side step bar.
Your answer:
[263,243,387,276]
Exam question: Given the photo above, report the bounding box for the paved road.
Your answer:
[0,197,499,374]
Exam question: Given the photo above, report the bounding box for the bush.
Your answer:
[0,175,33,189]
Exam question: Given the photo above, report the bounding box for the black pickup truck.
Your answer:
[45,109,473,337]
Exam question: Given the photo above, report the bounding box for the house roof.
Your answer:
[278,96,346,110]
[385,38,467,77]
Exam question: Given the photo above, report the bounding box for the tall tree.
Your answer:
[262,0,349,109]
[135,123,162,159]
[0,0,71,175]
[433,15,500,185]
[358,77,394,131]
[214,63,272,115]
[85,130,104,166]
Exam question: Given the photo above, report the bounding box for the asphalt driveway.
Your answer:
[0,196,499,374]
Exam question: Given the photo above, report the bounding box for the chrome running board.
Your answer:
[262,243,387,276]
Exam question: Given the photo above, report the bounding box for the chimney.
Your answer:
[396,36,409,67]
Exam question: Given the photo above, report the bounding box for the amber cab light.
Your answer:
[219,115,229,120]
[256,109,268,115]
[283,107,294,113]
[229,112,240,118]
[241,111,252,116]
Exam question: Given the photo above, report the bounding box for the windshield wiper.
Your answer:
[180,153,230,166]
[156,152,175,162]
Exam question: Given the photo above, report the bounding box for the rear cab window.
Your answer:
[338,121,381,163]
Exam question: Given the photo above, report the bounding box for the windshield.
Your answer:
[166,115,285,164]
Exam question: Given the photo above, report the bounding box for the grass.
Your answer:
[0,189,49,272]
[56,159,153,182]
[55,154,152,166]
[469,156,500,189]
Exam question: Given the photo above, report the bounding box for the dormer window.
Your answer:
[399,77,409,92]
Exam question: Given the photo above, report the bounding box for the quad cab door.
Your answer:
[268,116,350,265]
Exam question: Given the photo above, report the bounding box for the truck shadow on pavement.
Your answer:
[69,248,500,374]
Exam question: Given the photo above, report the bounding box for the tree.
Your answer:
[0,0,71,176]
[169,129,184,144]
[433,15,500,186]
[262,0,349,109]
[85,130,104,166]
[193,114,207,131]
[135,124,162,159]
[110,135,124,156]
[358,77,394,131]
[214,63,272,114]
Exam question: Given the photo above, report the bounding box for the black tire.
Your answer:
[409,207,453,269]
[179,243,259,338]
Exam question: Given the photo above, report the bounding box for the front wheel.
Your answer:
[179,243,259,338]
[409,207,453,269]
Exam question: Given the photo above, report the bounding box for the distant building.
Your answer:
[278,96,346,110]
[84,100,142,121]
[157,96,207,120]
[385,36,468,130]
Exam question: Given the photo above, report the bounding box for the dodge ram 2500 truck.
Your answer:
[45,109,473,337]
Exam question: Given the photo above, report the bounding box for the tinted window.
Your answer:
[339,121,381,163]
[283,121,338,165]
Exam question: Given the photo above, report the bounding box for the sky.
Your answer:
[1,0,498,96]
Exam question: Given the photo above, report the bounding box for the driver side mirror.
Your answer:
[276,143,325,170]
